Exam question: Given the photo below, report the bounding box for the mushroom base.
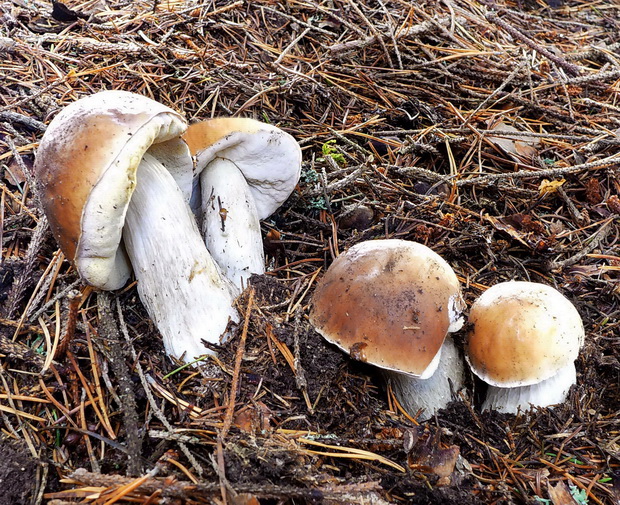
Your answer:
[482,362,576,414]
[387,336,464,422]
[123,153,239,362]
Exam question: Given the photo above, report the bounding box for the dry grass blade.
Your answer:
[221,288,254,440]
[296,436,406,472]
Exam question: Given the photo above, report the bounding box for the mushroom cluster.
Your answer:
[34,90,301,362]
[35,91,585,418]
[309,240,585,419]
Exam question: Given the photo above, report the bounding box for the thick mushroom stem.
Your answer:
[200,158,264,291]
[482,362,576,414]
[387,337,465,421]
[122,153,239,361]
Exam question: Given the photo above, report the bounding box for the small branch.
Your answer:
[345,0,394,68]
[547,219,614,272]
[274,27,311,65]
[456,154,620,187]
[392,165,449,183]
[462,58,529,127]
[556,185,586,227]
[220,288,254,440]
[0,111,46,132]
[96,292,143,476]
[63,467,385,503]
[292,309,313,413]
[19,34,146,55]
[53,290,81,361]
[3,216,48,319]
[0,333,46,369]
[559,68,620,86]
[117,299,205,477]
[565,41,620,61]
[485,12,582,77]
[329,19,435,54]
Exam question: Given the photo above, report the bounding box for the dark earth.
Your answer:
[1,0,620,504]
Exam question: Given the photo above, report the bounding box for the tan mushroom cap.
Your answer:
[34,90,189,289]
[182,118,302,220]
[309,239,465,377]
[466,281,584,388]
[183,118,264,155]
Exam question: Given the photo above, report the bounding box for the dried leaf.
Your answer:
[51,1,89,22]
[231,494,261,505]
[539,178,565,196]
[548,481,579,505]
[4,159,28,185]
[486,119,540,160]
[234,402,273,434]
[406,426,460,483]
[484,214,529,247]
[484,214,551,251]
[408,443,460,480]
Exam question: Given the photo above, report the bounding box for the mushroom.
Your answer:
[465,281,584,413]
[34,90,239,361]
[309,239,466,421]
[182,118,302,291]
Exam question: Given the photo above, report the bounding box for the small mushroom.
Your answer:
[34,90,239,361]
[309,239,465,421]
[183,118,302,291]
[465,281,584,413]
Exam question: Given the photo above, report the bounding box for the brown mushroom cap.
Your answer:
[466,281,584,388]
[183,118,263,155]
[34,90,189,289]
[309,239,464,377]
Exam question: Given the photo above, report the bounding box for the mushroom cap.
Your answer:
[183,118,302,219]
[309,239,465,377]
[466,281,584,388]
[34,90,190,290]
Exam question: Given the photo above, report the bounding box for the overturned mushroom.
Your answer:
[34,90,238,361]
[465,281,584,413]
[183,118,302,291]
[309,239,465,421]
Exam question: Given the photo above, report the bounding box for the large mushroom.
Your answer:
[34,90,239,361]
[465,281,584,413]
[183,119,302,291]
[309,239,466,421]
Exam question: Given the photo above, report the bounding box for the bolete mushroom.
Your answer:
[34,90,239,361]
[309,239,466,421]
[183,118,302,291]
[465,281,584,413]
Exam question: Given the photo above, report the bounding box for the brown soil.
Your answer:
[1,0,620,504]
[0,441,39,505]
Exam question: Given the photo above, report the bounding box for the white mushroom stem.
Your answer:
[386,336,465,421]
[122,153,239,361]
[482,362,576,414]
[200,158,264,291]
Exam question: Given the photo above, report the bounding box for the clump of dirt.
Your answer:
[381,473,482,505]
[0,440,39,505]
